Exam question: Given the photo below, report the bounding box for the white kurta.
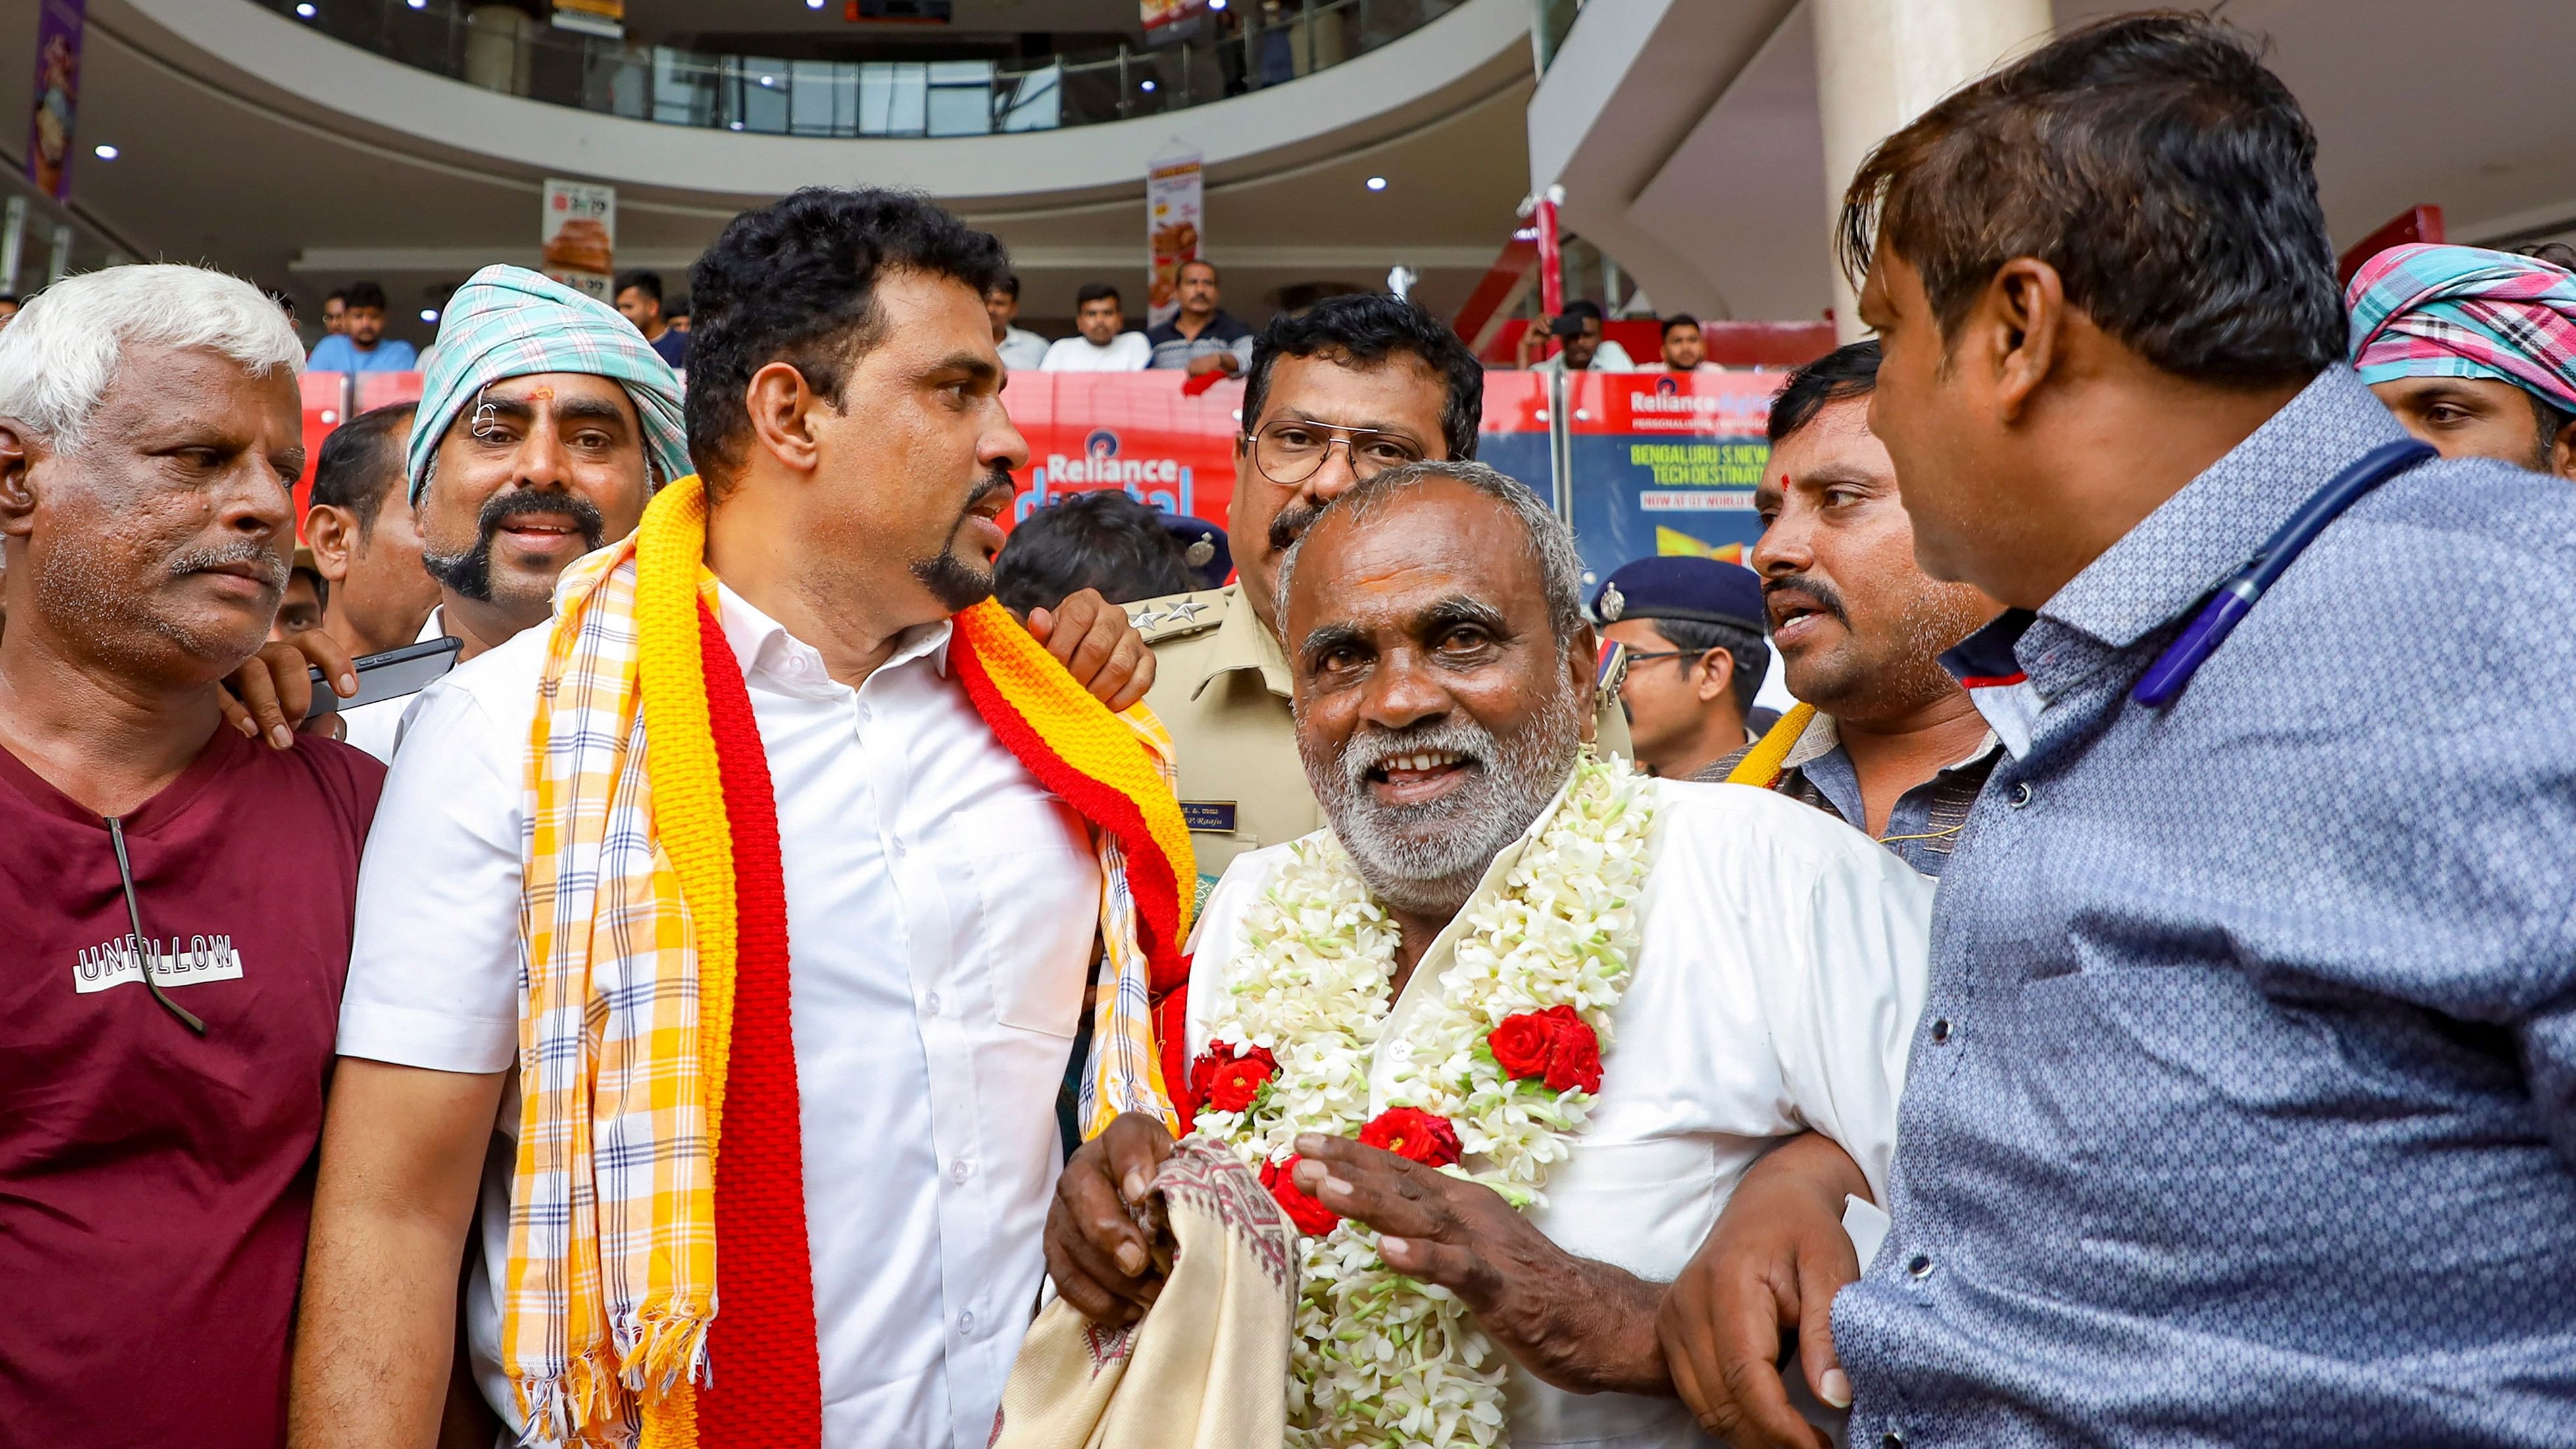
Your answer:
[1185,775,1933,1448]
[336,585,1102,1449]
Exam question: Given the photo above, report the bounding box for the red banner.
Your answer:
[1002,371,1246,531]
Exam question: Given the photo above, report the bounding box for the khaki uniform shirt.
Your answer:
[1131,583,1633,908]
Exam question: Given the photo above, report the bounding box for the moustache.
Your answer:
[1269,499,1328,554]
[477,487,608,551]
[964,468,1014,514]
[1764,572,1850,627]
[1338,716,1495,791]
[170,541,289,591]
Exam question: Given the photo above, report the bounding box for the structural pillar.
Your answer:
[1812,0,2053,340]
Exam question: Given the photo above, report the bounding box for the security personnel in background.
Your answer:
[1128,294,1629,895]
[1591,555,1768,782]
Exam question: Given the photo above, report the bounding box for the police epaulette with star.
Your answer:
[1126,589,1227,644]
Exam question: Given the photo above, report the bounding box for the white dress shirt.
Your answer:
[1530,337,1637,374]
[337,584,1102,1449]
[997,326,1050,373]
[335,606,451,762]
[1039,331,1152,372]
[1185,776,1932,1448]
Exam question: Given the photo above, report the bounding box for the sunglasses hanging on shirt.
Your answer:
[105,815,207,1035]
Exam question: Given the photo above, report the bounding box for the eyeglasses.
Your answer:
[1245,418,1427,487]
[1622,648,1712,668]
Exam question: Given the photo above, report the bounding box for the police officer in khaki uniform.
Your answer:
[1126,295,1628,897]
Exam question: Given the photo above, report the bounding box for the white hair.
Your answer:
[0,263,303,455]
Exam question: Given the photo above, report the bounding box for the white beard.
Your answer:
[1301,690,1585,917]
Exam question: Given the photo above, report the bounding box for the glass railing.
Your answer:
[0,163,134,293]
[257,0,1466,138]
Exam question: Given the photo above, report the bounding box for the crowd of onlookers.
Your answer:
[291,252,1721,386]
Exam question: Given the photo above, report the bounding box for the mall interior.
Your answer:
[8,0,2575,576]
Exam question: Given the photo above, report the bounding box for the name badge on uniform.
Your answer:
[1181,800,1239,833]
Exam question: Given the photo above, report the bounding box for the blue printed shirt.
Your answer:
[1835,366,2576,1448]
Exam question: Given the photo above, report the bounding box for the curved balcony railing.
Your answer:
[256,0,1466,139]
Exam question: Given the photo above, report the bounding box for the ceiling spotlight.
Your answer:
[407,0,426,8]
[91,143,118,160]
[1140,79,1156,92]
[420,308,439,322]
[807,0,826,8]
[1366,176,1387,191]
[728,120,745,131]
[295,1,316,15]
[1210,0,1226,8]
[759,74,776,87]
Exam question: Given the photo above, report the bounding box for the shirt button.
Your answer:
[1929,1017,1953,1044]
[960,1310,976,1332]
[2009,781,2033,808]
[1908,1252,1935,1279]
[1882,1433,1906,1449]
[926,991,943,1014]
[951,1160,972,1184]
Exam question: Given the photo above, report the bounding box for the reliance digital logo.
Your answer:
[1628,375,1767,433]
[1024,428,1198,518]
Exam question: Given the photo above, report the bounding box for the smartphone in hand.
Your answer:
[305,637,464,717]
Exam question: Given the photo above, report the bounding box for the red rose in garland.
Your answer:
[1260,1154,1342,1235]
[1189,1041,1279,1113]
[1485,1012,1554,1079]
[1487,1004,1603,1094]
[1359,1107,1463,1167]
[1539,1006,1604,1093]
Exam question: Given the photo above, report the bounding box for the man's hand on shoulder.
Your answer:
[1045,1110,1177,1325]
[1657,1131,1867,1449]
[222,631,357,748]
[1028,588,1155,712]
[1293,1132,1670,1396]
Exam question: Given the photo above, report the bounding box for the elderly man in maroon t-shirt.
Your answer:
[0,264,384,1447]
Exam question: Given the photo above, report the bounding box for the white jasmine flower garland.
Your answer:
[1192,754,1655,1447]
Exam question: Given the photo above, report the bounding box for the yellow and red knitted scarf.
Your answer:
[503,478,1193,1448]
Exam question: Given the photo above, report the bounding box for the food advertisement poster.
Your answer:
[540,178,616,300]
[1145,148,1203,328]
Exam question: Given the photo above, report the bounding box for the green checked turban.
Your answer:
[405,264,691,504]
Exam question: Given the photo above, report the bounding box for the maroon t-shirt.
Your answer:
[0,723,384,1448]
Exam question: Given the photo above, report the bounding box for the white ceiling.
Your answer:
[1539,0,2576,324]
[14,0,1536,343]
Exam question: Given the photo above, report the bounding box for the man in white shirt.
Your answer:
[289,189,1172,1449]
[1518,299,1635,373]
[1656,314,1727,375]
[987,274,1050,372]
[1046,460,1931,1448]
[1041,283,1152,372]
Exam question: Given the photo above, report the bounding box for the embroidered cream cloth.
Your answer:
[994,1137,1297,1449]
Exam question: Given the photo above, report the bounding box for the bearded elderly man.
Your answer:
[1047,460,1933,1448]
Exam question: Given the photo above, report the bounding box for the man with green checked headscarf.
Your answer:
[337,261,1162,766]
[328,264,689,760]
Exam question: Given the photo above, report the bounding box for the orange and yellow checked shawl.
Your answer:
[503,477,1193,1448]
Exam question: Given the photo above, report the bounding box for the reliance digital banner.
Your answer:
[998,371,1581,542]
[1003,372,1245,531]
[1562,371,1783,581]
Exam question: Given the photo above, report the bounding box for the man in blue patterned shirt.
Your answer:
[1662,13,2576,1449]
